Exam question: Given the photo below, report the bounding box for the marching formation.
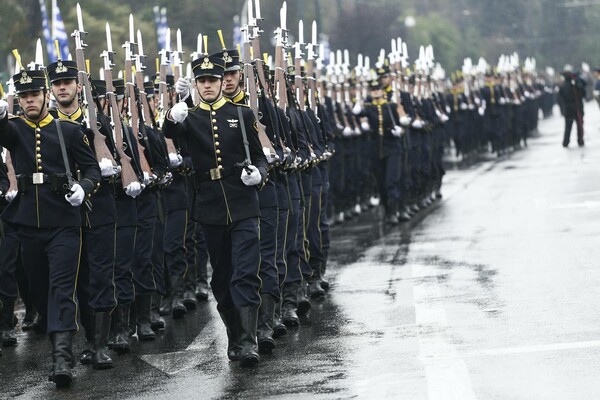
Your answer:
[0,1,549,389]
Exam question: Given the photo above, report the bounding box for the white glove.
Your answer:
[143,171,156,185]
[593,90,599,97]
[478,107,485,116]
[440,114,449,123]
[283,147,292,161]
[168,152,183,168]
[175,77,191,101]
[391,125,404,137]
[468,104,475,110]
[399,115,411,127]
[474,97,481,106]
[65,184,85,207]
[263,147,278,164]
[361,121,371,131]
[352,102,362,115]
[171,102,188,124]
[125,181,143,198]
[240,165,262,186]
[0,99,7,119]
[412,119,425,129]
[354,127,362,136]
[99,158,118,177]
[459,103,468,110]
[445,106,451,114]
[342,126,354,137]
[5,190,17,202]
[499,97,507,105]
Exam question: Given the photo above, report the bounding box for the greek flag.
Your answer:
[51,0,70,61]
[154,6,168,50]
[39,0,55,62]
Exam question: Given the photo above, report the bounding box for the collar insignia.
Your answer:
[227,118,238,128]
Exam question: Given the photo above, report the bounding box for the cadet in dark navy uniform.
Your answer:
[47,60,120,370]
[0,68,100,387]
[164,52,268,368]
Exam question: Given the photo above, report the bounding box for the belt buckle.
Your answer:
[32,172,44,185]
[209,168,222,180]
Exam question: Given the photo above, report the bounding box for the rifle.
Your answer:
[103,22,139,189]
[238,21,278,162]
[123,16,152,178]
[157,28,178,155]
[72,4,117,166]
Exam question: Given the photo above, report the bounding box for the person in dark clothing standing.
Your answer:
[558,70,585,147]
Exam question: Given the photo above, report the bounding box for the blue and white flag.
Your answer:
[51,0,70,61]
[39,0,55,62]
[154,6,168,50]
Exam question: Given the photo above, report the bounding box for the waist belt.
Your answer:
[192,166,238,189]
[17,173,69,193]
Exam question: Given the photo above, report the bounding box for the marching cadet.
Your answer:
[0,151,14,351]
[164,51,268,367]
[354,80,404,224]
[0,68,100,387]
[46,59,122,370]
[218,47,280,352]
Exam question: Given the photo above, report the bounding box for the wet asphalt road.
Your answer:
[2,103,600,399]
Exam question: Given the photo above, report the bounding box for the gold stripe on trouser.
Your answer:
[150,219,157,291]
[131,227,138,299]
[316,186,323,254]
[181,209,189,278]
[109,223,118,314]
[256,217,263,303]
[73,227,83,333]
[280,210,289,285]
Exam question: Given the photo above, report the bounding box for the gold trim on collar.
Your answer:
[231,90,246,105]
[23,113,54,129]
[57,107,83,122]
[198,96,227,111]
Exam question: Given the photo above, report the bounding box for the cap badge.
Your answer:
[55,61,68,74]
[19,71,32,84]
[201,57,214,70]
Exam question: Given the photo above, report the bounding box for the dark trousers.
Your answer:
[563,113,584,145]
[0,221,20,299]
[202,218,262,309]
[307,183,325,273]
[319,164,331,262]
[186,219,209,288]
[114,225,136,304]
[18,225,81,334]
[372,152,402,210]
[259,206,280,300]
[164,209,189,280]
[79,223,117,312]
[276,207,289,286]
[133,217,157,294]
[285,198,302,284]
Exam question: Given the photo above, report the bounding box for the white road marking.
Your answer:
[412,263,477,400]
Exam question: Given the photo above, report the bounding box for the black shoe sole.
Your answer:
[2,338,17,347]
[272,326,288,338]
[239,354,260,367]
[282,317,299,327]
[52,372,73,388]
[258,338,275,353]
[172,306,187,319]
[92,362,114,370]
[297,300,311,315]
[150,321,165,331]
[183,300,198,310]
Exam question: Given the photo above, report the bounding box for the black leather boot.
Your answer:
[0,297,17,347]
[49,331,74,388]
[257,294,276,353]
[92,311,113,370]
[183,269,198,310]
[21,304,39,332]
[150,295,165,331]
[195,262,210,302]
[319,262,330,291]
[170,276,187,319]
[296,279,312,316]
[272,305,288,338]
[135,294,156,341]
[237,306,260,367]
[159,296,172,316]
[112,304,131,354]
[80,325,94,365]
[307,266,326,299]
[281,282,299,327]
[217,306,241,361]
